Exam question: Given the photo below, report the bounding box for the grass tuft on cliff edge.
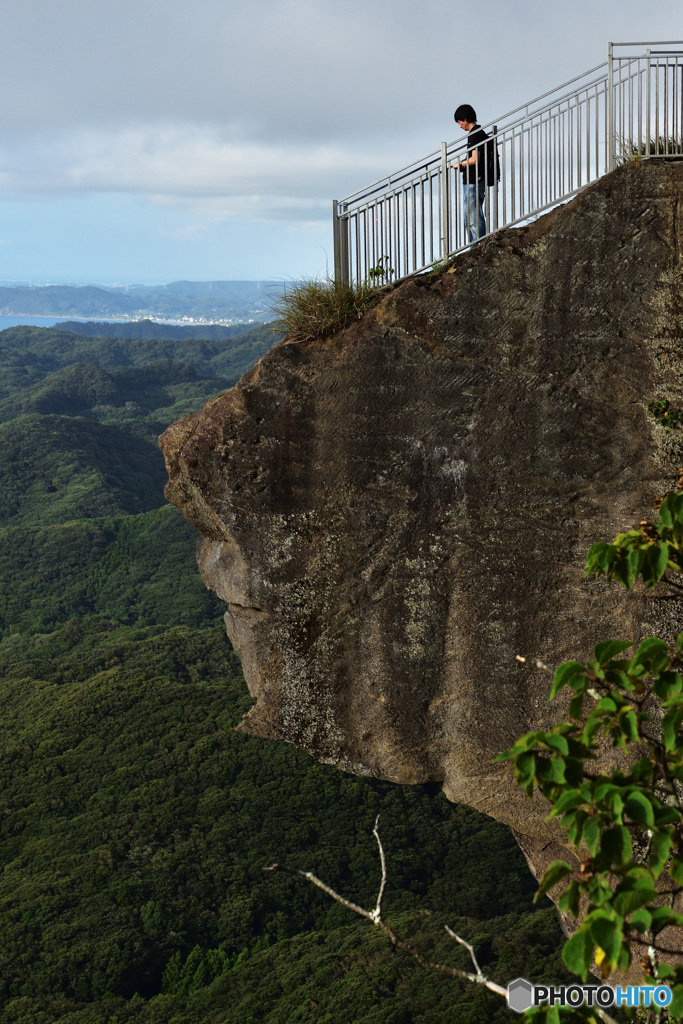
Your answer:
[271,278,378,342]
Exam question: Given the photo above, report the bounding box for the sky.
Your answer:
[0,0,681,285]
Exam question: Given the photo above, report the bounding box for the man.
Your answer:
[453,104,488,243]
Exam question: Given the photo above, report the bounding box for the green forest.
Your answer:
[0,322,570,1023]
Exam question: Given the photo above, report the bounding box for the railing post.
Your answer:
[440,142,450,259]
[332,200,350,285]
[607,41,615,171]
[646,48,652,158]
[492,125,499,231]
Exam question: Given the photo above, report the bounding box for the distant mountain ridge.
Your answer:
[0,280,285,322]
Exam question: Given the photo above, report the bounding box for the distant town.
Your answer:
[0,279,287,324]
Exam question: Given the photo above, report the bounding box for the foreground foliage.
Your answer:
[501,489,683,1022]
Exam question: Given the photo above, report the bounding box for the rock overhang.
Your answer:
[160,160,683,899]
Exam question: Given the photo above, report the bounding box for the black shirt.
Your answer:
[460,125,488,183]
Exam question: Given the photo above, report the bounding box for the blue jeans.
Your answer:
[462,182,486,243]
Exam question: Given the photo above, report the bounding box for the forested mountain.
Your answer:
[0,323,569,1023]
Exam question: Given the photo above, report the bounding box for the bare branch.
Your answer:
[263,824,622,1023]
[262,862,372,922]
[371,814,386,923]
[263,859,508,996]
[263,820,510,1002]
[444,926,484,976]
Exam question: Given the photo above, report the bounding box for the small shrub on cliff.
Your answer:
[620,136,683,163]
[271,278,377,343]
[648,400,683,429]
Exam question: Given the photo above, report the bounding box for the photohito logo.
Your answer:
[507,977,673,1013]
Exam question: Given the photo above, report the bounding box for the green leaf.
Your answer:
[558,879,580,917]
[567,809,588,847]
[550,661,585,699]
[662,707,683,752]
[589,913,622,968]
[650,907,683,933]
[591,782,624,821]
[593,698,618,719]
[654,806,679,827]
[599,825,632,866]
[653,671,683,699]
[631,757,656,783]
[528,1007,560,1024]
[569,692,584,719]
[544,733,569,756]
[585,542,611,577]
[535,860,572,900]
[617,943,632,975]
[594,640,632,666]
[562,926,593,981]
[670,857,683,885]
[514,751,536,789]
[604,667,635,690]
[659,493,675,527]
[630,636,669,670]
[610,792,624,823]
[668,984,683,1020]
[620,709,640,743]
[593,780,619,801]
[536,757,566,785]
[643,541,670,586]
[613,883,657,917]
[563,756,587,785]
[624,790,655,829]
[628,908,652,932]
[583,716,604,744]
[650,830,674,878]
[582,816,601,856]
[549,789,584,818]
[588,873,616,907]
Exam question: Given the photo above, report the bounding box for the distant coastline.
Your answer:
[0,279,284,326]
[0,315,260,329]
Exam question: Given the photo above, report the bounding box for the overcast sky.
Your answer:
[0,0,680,284]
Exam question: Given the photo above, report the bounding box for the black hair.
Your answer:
[454,104,477,123]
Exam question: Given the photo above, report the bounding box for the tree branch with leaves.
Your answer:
[500,488,683,1022]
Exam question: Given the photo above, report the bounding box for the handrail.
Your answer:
[333,42,683,287]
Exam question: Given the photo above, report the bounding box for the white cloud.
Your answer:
[0,124,408,220]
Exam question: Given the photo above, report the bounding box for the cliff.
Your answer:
[160,160,683,898]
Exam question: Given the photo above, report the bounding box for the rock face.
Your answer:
[160,161,683,891]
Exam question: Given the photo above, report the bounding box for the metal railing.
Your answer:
[333,42,683,287]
